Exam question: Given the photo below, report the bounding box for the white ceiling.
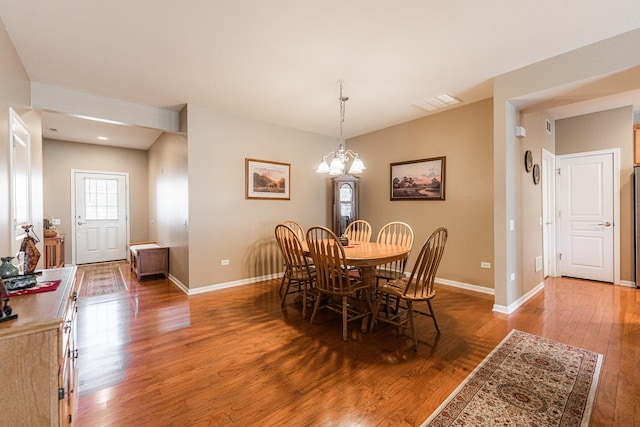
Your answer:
[1,1,640,149]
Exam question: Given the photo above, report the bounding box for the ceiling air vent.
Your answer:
[412,93,462,112]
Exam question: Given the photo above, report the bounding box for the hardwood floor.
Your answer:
[76,266,640,426]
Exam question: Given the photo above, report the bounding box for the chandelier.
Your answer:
[316,81,366,175]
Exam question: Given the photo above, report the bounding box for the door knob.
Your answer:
[598,221,611,227]
[77,221,85,225]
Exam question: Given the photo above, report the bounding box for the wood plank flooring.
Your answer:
[75,266,640,426]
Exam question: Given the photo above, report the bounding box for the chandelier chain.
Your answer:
[339,81,348,140]
[316,80,364,175]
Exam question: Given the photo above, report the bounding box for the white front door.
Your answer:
[73,171,128,264]
[557,151,614,282]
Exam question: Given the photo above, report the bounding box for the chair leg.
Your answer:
[309,290,323,324]
[370,294,382,331]
[280,277,291,306]
[407,301,418,351]
[427,299,441,334]
[278,271,287,297]
[342,296,348,341]
[361,289,373,333]
[301,282,307,319]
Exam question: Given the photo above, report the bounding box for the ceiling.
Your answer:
[1,1,640,150]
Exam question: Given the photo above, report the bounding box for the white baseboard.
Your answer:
[168,274,188,294]
[435,277,495,295]
[492,281,545,314]
[619,280,636,288]
[176,273,495,298]
[186,273,282,295]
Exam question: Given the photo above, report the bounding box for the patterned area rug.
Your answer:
[79,261,128,297]
[423,329,602,427]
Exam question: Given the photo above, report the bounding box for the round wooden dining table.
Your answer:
[302,239,410,332]
[339,241,410,288]
[301,240,409,288]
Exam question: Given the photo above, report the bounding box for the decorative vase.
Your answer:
[0,257,19,279]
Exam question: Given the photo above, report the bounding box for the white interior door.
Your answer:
[557,151,614,282]
[74,171,128,264]
[542,149,555,277]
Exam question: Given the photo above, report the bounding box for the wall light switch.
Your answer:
[535,256,543,272]
[221,259,230,266]
[509,220,515,231]
[510,273,516,281]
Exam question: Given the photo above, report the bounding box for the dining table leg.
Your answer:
[358,266,377,332]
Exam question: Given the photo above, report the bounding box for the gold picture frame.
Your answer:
[245,158,290,200]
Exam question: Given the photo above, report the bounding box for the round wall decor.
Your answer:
[524,150,533,172]
[532,163,540,184]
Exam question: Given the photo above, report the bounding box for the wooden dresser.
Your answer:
[0,266,79,425]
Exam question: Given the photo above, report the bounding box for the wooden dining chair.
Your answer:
[275,224,316,319]
[375,221,414,284]
[371,227,448,351]
[306,226,373,341]
[279,219,305,242]
[343,219,372,243]
[277,220,306,297]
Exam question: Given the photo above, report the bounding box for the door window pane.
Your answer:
[85,178,119,220]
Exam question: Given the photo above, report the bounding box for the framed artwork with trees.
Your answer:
[390,156,446,200]
[245,158,290,200]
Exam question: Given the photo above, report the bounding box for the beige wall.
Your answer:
[519,110,554,293]
[0,20,42,260]
[186,104,337,289]
[43,139,149,263]
[556,106,634,282]
[349,99,494,289]
[148,129,189,286]
[493,28,640,309]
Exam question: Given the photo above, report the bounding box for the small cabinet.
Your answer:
[332,174,359,236]
[45,234,65,268]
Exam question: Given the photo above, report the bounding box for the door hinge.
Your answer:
[558,210,561,218]
[558,253,563,261]
[557,168,562,175]
[58,387,65,400]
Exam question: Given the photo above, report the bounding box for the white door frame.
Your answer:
[70,169,131,265]
[542,149,556,277]
[556,148,620,285]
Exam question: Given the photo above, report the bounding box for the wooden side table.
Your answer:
[44,234,65,268]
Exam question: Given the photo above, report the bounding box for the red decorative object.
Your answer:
[9,280,61,297]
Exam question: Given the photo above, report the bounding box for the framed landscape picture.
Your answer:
[245,158,290,200]
[390,156,446,200]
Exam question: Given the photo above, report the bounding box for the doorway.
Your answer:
[72,170,129,264]
[542,149,555,277]
[556,149,620,283]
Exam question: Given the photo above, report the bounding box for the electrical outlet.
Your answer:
[480,262,491,269]
[221,259,230,266]
[51,218,61,225]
